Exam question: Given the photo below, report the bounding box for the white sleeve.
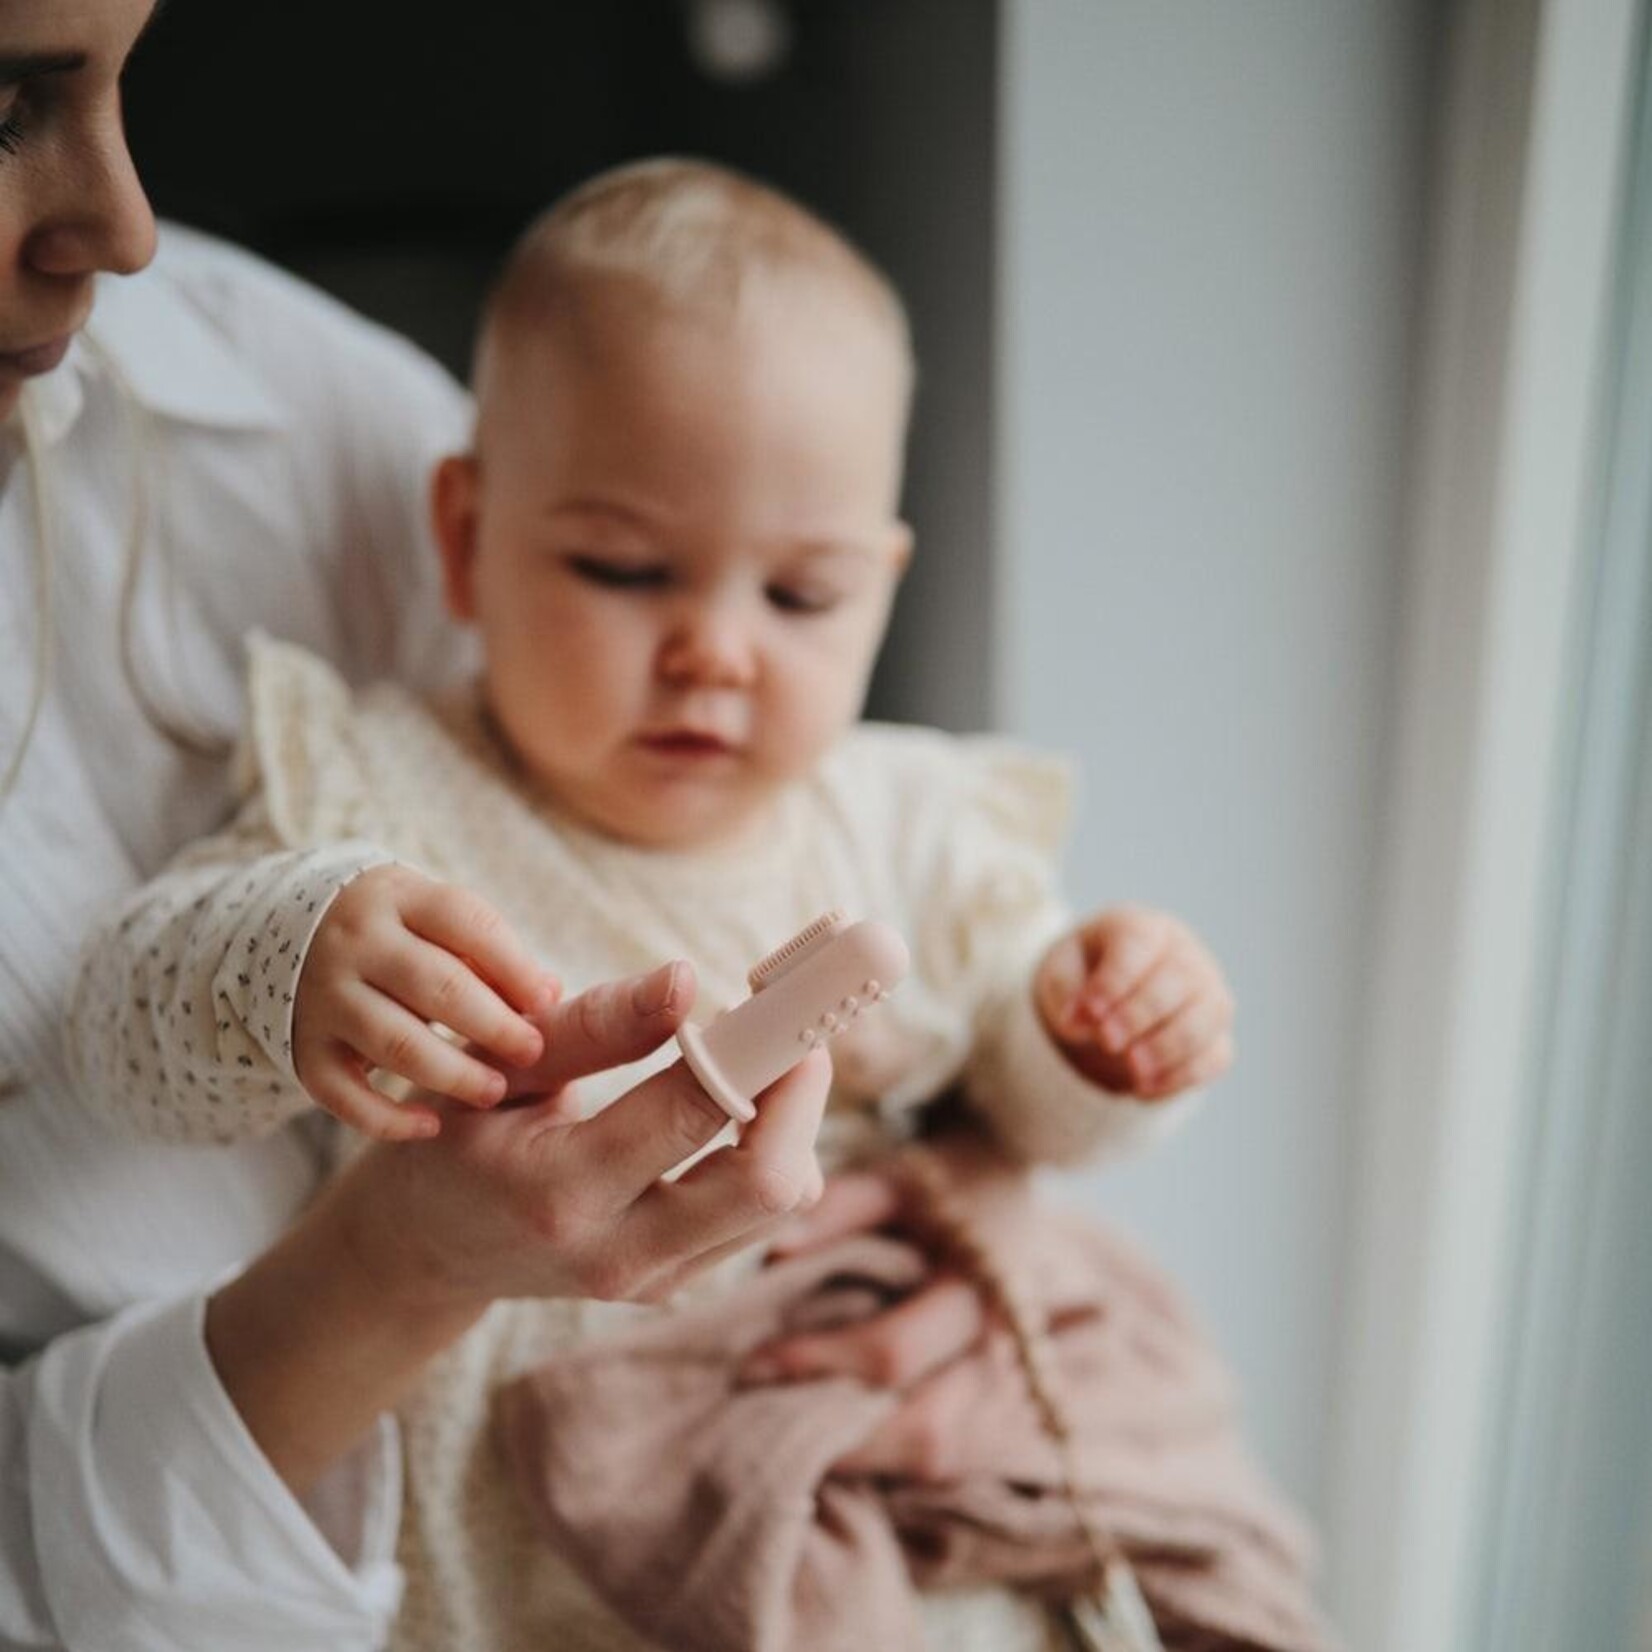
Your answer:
[154,226,477,698]
[0,1296,401,1652]
[65,825,390,1145]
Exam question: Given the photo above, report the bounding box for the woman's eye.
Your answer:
[565,555,670,591]
[766,584,839,616]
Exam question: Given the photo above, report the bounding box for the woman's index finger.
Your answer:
[508,962,694,1097]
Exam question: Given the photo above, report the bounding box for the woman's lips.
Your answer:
[0,335,73,377]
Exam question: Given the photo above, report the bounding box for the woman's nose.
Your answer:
[657,600,758,689]
[24,112,157,281]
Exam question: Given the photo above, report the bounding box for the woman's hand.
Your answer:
[1034,903,1235,1099]
[339,960,831,1312]
[734,1131,1031,1479]
[292,864,552,1139]
[209,959,830,1493]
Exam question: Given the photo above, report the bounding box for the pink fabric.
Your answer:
[494,1211,1336,1652]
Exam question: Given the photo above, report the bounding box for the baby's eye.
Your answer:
[0,90,27,157]
[766,584,839,616]
[565,555,671,591]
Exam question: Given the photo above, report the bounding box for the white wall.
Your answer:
[995,0,1438,1519]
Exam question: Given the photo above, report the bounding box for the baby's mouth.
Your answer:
[636,730,739,757]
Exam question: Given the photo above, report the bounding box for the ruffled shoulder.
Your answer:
[821,724,1075,991]
[948,732,1073,868]
[237,631,405,850]
[827,721,1072,866]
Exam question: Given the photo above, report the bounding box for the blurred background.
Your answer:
[124,3,1652,1647]
[123,0,1000,733]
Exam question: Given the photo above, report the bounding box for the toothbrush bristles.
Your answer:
[747,909,848,992]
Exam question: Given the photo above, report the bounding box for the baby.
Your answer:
[70,161,1238,1652]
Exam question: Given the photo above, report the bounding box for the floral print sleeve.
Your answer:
[65,801,391,1143]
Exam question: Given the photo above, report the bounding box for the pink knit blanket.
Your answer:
[494,1209,1336,1652]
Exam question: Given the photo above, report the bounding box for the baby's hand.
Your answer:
[1034,904,1234,1100]
[292,866,552,1141]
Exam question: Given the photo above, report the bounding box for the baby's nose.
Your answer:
[657,603,758,688]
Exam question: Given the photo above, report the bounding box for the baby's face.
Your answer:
[438,282,910,851]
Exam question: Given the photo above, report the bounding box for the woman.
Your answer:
[0,4,986,1646]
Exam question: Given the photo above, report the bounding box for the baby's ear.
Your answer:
[431,454,482,621]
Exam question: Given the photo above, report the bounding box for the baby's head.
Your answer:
[434,158,914,852]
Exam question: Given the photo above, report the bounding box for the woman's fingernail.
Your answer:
[1101,1013,1130,1048]
[633,961,683,1015]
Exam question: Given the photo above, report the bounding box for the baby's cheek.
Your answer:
[793,633,878,735]
[762,701,849,786]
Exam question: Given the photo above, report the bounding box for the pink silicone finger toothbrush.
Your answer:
[675,910,910,1124]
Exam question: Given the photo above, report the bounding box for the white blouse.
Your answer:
[0,225,471,1650]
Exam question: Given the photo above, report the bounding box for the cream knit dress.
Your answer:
[69,636,1190,1652]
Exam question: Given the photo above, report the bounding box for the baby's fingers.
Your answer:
[366,934,543,1068]
[1076,905,1170,1022]
[1035,931,1091,1039]
[398,882,549,1025]
[336,986,510,1109]
[1095,955,1193,1056]
[305,1050,443,1142]
[1136,1029,1236,1100]
[1124,989,1233,1092]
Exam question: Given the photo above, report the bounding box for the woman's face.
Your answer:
[0,0,157,421]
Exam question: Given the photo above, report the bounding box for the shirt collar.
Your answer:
[13,353,85,449]
[30,259,291,447]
